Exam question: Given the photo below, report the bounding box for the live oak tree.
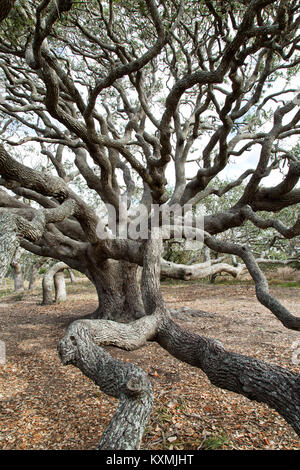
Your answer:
[0,0,300,449]
[42,260,76,304]
[201,179,300,258]
[180,181,300,281]
[163,181,300,282]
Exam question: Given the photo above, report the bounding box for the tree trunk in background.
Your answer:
[42,262,68,305]
[11,247,24,291]
[161,258,244,280]
[28,265,37,291]
[86,260,145,322]
[13,263,24,291]
[54,270,66,303]
[28,259,46,291]
[68,269,76,283]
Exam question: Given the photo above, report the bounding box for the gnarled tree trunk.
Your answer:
[86,259,145,322]
[42,262,68,305]
[59,235,300,450]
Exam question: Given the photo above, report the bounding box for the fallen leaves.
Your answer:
[0,281,300,450]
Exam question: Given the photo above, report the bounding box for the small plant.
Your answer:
[153,404,173,423]
[200,432,231,450]
[15,292,24,301]
[176,396,187,412]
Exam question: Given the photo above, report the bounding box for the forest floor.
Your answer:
[0,278,299,450]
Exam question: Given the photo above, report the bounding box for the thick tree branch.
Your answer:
[58,322,153,450]
[205,234,300,330]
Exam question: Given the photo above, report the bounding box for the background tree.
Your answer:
[162,178,300,283]
[42,260,69,304]
[10,246,24,291]
[27,254,48,290]
[0,0,300,449]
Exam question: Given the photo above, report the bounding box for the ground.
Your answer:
[0,277,299,450]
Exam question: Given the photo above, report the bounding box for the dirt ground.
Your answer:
[0,279,299,450]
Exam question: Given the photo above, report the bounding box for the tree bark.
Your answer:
[0,215,19,282]
[58,321,153,450]
[28,264,38,291]
[86,259,145,322]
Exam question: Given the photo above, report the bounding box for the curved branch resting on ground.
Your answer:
[59,282,300,443]
[58,235,300,448]
[58,320,153,450]
[204,234,300,331]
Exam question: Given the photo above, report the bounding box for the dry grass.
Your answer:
[275,267,300,281]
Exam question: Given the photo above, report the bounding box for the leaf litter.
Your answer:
[0,280,299,450]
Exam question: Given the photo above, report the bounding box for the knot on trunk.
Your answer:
[57,320,91,366]
[125,374,150,398]
[57,333,78,365]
